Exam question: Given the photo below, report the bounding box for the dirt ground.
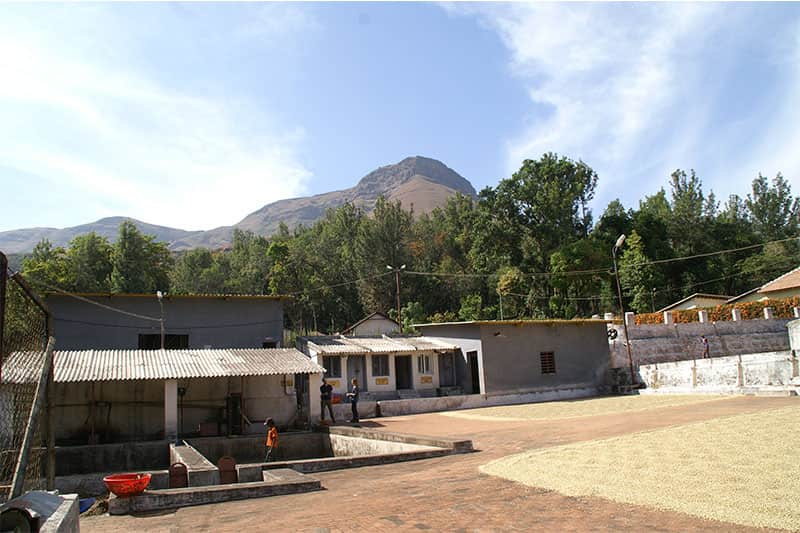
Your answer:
[81,395,796,532]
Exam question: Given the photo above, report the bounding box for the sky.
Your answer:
[1,2,799,233]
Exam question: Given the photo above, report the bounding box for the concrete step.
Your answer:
[741,387,798,397]
[262,468,309,483]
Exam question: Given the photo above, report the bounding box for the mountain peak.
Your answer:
[355,156,476,197]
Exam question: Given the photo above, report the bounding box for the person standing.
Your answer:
[701,335,709,358]
[320,377,335,423]
[346,378,360,423]
[264,418,278,462]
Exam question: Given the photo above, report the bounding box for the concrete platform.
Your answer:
[108,469,321,515]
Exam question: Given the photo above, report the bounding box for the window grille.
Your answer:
[540,352,556,374]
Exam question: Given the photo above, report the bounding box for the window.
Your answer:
[138,334,189,350]
[372,354,389,377]
[323,356,341,378]
[540,352,556,374]
[417,354,431,374]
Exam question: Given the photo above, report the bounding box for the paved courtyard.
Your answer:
[82,395,796,532]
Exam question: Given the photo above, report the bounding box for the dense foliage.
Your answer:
[18,153,799,334]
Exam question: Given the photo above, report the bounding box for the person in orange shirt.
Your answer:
[264,418,278,462]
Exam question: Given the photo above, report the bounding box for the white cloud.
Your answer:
[450,3,800,210]
[0,9,313,231]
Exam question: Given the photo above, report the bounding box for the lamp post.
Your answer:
[612,235,636,386]
[157,290,165,350]
[386,264,406,331]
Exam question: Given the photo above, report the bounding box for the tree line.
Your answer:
[20,153,799,333]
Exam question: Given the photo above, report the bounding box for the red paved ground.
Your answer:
[82,396,796,532]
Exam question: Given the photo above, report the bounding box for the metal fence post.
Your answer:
[0,252,7,383]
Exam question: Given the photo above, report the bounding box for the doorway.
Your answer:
[346,356,368,392]
[395,355,412,389]
[438,352,456,387]
[467,351,480,394]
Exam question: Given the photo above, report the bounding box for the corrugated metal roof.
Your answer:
[302,335,459,356]
[2,348,323,384]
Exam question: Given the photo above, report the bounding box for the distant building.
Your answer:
[44,293,286,350]
[297,335,459,399]
[728,265,800,303]
[414,320,610,396]
[341,312,400,336]
[658,293,731,313]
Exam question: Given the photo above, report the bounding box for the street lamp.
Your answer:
[386,264,406,331]
[612,235,636,387]
[156,290,165,350]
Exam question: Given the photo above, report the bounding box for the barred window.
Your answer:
[372,354,389,377]
[417,354,431,374]
[540,352,556,374]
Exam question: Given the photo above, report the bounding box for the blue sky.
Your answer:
[1,2,799,232]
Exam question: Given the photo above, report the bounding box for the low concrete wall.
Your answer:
[789,319,800,351]
[325,434,436,456]
[187,432,327,464]
[376,386,598,417]
[171,442,219,487]
[54,469,169,497]
[331,400,377,422]
[55,440,169,476]
[39,493,79,533]
[639,350,798,393]
[610,319,792,367]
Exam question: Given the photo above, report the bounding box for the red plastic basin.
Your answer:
[103,473,151,497]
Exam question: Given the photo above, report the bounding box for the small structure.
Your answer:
[44,293,286,350]
[728,265,800,303]
[341,312,400,336]
[414,320,611,396]
[297,335,459,399]
[2,348,324,444]
[658,293,730,313]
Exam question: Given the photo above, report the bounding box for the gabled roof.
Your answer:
[1,348,323,384]
[727,264,800,303]
[759,264,800,293]
[657,293,731,313]
[341,312,399,334]
[301,335,458,356]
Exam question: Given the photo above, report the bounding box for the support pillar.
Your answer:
[731,308,742,321]
[663,311,674,325]
[698,310,709,323]
[308,373,322,423]
[164,380,178,442]
[624,312,635,327]
[793,307,800,319]
[763,307,773,319]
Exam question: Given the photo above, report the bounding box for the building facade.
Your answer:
[45,293,285,350]
[415,320,611,396]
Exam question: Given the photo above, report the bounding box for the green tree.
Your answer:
[745,173,799,240]
[66,232,113,292]
[170,248,229,294]
[21,239,69,290]
[110,221,172,293]
[618,231,662,313]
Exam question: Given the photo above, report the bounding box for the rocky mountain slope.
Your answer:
[0,156,475,253]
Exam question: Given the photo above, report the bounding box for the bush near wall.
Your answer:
[634,296,800,325]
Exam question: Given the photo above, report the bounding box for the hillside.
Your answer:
[1,156,476,253]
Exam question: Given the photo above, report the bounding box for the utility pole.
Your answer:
[386,265,406,331]
[157,291,165,350]
[612,235,636,386]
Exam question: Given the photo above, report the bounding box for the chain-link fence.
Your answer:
[0,252,54,503]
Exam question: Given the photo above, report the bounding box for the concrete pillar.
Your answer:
[731,308,742,321]
[164,380,178,442]
[624,312,635,327]
[603,312,614,321]
[663,311,673,325]
[793,307,800,319]
[698,310,709,323]
[308,373,322,423]
[763,307,773,319]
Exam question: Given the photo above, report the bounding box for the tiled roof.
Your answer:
[1,348,323,384]
[301,335,458,356]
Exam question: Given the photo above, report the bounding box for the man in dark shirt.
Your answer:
[320,377,335,423]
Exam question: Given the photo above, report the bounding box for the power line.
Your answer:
[21,274,162,323]
[403,236,799,280]
[53,316,285,330]
[283,270,395,297]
